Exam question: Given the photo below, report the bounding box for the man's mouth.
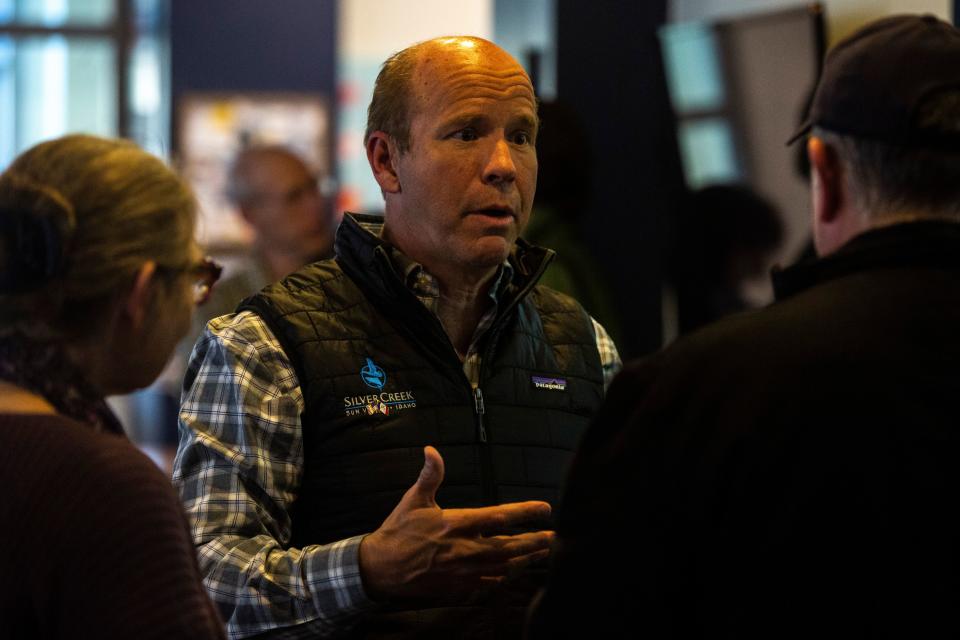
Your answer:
[467,206,516,219]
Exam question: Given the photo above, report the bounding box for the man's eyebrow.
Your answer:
[436,112,540,133]
[514,113,540,131]
[441,113,487,130]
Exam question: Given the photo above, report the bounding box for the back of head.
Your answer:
[792,15,960,219]
[680,184,783,273]
[0,134,196,342]
[815,93,960,218]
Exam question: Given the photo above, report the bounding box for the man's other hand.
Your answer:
[358,445,554,602]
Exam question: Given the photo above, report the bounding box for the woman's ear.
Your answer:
[123,261,157,331]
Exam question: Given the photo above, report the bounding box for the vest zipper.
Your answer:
[473,384,496,505]
[473,386,487,442]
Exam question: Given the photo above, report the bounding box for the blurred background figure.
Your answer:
[225,144,339,286]
[666,184,783,336]
[0,134,225,639]
[121,144,339,471]
[523,100,622,342]
[190,144,339,340]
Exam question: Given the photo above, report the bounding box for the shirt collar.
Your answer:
[387,244,515,305]
[772,220,960,300]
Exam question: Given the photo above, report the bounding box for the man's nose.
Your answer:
[482,138,517,186]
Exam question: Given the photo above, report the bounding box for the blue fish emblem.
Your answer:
[361,357,387,390]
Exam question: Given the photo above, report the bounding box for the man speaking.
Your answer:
[175,36,619,639]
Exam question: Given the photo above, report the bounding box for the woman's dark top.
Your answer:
[0,412,225,639]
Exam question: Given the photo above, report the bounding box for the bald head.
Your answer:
[364,35,538,282]
[365,36,533,153]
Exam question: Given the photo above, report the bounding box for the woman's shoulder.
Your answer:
[0,412,224,639]
[0,412,178,525]
[1,412,159,477]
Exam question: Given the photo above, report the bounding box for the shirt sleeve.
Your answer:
[590,317,622,393]
[173,311,376,639]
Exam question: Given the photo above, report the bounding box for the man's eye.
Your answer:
[512,131,532,145]
[452,128,479,141]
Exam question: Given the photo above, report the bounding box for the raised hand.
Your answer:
[358,445,554,603]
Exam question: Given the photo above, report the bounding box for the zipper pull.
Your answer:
[473,387,487,442]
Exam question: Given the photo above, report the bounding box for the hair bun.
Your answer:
[0,175,76,294]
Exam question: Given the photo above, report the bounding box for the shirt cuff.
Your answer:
[304,534,378,623]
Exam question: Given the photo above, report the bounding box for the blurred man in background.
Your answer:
[192,145,340,337]
[226,145,339,285]
[122,145,338,471]
[666,184,783,335]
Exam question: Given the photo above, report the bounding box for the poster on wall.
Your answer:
[177,92,330,248]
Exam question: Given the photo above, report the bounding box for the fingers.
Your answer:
[460,545,554,581]
[497,546,552,575]
[445,500,552,534]
[464,531,555,565]
[428,531,553,581]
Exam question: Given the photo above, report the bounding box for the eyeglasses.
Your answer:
[186,257,223,306]
[249,177,321,208]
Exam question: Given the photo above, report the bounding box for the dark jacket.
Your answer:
[241,214,604,638]
[531,221,960,639]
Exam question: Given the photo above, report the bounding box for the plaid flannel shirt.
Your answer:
[174,258,621,639]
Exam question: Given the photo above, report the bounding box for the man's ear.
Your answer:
[366,131,402,194]
[809,135,861,256]
[808,136,841,225]
[123,261,158,331]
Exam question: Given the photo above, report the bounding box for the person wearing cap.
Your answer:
[528,14,960,638]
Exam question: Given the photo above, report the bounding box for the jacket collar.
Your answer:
[334,212,555,304]
[772,220,960,300]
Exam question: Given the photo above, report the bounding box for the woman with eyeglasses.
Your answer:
[0,134,224,639]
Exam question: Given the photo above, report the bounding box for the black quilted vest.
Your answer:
[240,214,603,638]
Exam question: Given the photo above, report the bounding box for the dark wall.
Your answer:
[170,0,336,148]
[555,0,684,358]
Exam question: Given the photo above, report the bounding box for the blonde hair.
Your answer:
[0,134,197,340]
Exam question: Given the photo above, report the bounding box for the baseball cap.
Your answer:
[787,14,960,147]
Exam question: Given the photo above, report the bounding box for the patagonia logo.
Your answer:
[532,376,567,391]
[360,357,386,389]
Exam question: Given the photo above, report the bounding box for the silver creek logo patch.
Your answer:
[345,357,417,416]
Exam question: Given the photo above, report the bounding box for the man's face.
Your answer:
[387,40,538,277]
[241,152,335,259]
